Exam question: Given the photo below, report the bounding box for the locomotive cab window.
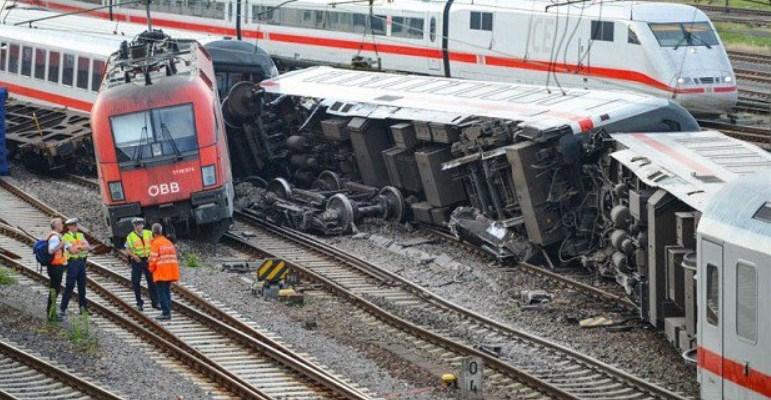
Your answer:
[753,202,771,223]
[649,22,718,47]
[591,21,614,41]
[706,264,719,326]
[470,11,493,31]
[736,262,757,342]
[628,27,640,44]
[110,104,198,165]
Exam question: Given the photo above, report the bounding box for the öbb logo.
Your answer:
[148,182,180,197]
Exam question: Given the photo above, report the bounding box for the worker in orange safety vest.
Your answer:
[46,218,67,321]
[148,223,180,321]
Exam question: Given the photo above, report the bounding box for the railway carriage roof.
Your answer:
[0,23,119,55]
[698,171,771,256]
[262,66,668,134]
[611,131,771,212]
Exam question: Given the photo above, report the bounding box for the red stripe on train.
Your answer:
[699,346,771,397]
[0,80,93,112]
[29,0,730,96]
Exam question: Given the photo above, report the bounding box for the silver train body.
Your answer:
[16,0,737,114]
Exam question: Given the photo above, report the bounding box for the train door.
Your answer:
[700,239,724,399]
[427,15,441,73]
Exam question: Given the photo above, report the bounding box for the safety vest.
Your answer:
[126,230,153,258]
[48,232,66,267]
[148,235,180,283]
[62,231,87,261]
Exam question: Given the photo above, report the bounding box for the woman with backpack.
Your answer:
[45,218,66,321]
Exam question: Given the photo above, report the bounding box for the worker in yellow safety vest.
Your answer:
[122,218,159,312]
[59,218,92,317]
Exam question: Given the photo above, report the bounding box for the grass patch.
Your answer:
[65,313,99,354]
[183,253,203,268]
[0,267,16,286]
[714,22,771,51]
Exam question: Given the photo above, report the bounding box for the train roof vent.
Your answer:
[753,202,771,224]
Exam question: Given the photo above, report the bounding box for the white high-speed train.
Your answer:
[15,0,737,114]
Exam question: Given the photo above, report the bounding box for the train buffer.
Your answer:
[251,258,302,304]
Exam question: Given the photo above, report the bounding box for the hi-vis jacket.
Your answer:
[148,235,180,283]
[126,230,153,258]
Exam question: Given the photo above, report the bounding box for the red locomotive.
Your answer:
[91,30,233,244]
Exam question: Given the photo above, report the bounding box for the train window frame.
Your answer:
[48,51,60,84]
[430,17,436,42]
[648,22,719,47]
[7,43,18,74]
[91,59,106,92]
[20,46,32,77]
[110,103,199,167]
[628,27,640,45]
[706,264,719,326]
[753,202,771,223]
[76,56,90,90]
[392,16,425,39]
[470,11,493,31]
[34,48,46,80]
[0,42,6,72]
[62,53,75,87]
[736,262,757,343]
[591,20,614,42]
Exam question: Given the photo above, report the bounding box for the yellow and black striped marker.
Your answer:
[257,259,288,284]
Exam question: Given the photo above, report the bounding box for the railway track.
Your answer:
[728,50,771,65]
[0,178,374,400]
[227,210,690,400]
[698,119,771,146]
[0,338,123,400]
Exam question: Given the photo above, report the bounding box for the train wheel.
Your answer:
[312,170,343,191]
[196,218,232,244]
[325,194,354,234]
[267,177,293,200]
[379,186,405,222]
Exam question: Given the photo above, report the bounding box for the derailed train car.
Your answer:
[230,67,771,363]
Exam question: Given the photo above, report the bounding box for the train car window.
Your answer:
[91,59,106,92]
[470,11,493,31]
[736,262,757,342]
[7,43,18,74]
[352,13,367,33]
[252,5,275,23]
[187,0,226,19]
[628,27,640,44]
[370,15,386,35]
[430,17,436,42]
[48,51,60,83]
[0,42,6,72]
[591,21,614,41]
[34,48,46,80]
[62,54,74,86]
[706,264,719,326]
[111,104,198,164]
[76,57,90,90]
[20,46,32,76]
[752,202,771,223]
[649,22,718,47]
[392,16,424,39]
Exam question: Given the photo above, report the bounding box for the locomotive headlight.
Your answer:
[677,77,686,84]
[724,76,733,83]
[108,181,125,202]
[202,165,216,187]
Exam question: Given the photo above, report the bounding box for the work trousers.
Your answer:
[60,259,88,312]
[46,265,65,318]
[131,258,158,308]
[156,281,172,317]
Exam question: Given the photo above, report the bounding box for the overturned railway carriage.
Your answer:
[20,0,737,114]
[91,32,234,243]
[250,68,771,384]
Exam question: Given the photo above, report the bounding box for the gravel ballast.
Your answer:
[0,275,211,399]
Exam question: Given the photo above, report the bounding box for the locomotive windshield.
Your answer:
[111,103,198,165]
[648,22,719,47]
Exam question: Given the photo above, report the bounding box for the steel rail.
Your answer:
[230,211,690,400]
[0,178,371,400]
[0,339,124,400]
[0,231,268,400]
